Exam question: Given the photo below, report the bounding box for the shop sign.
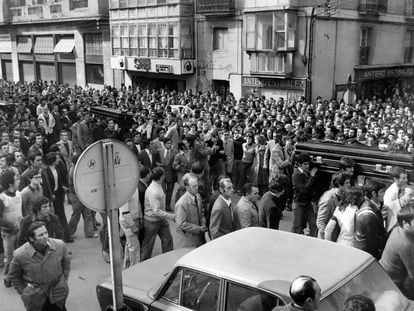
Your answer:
[156,64,172,73]
[242,76,305,90]
[134,58,151,71]
[355,66,414,81]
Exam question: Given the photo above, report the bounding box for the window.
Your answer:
[70,0,88,9]
[85,33,103,55]
[32,0,44,4]
[251,52,287,74]
[86,64,104,85]
[112,26,121,55]
[28,6,43,15]
[158,23,168,57]
[404,30,414,63]
[181,22,193,59]
[129,25,138,56]
[246,12,296,51]
[168,23,179,57]
[213,28,227,51]
[138,24,147,56]
[257,13,273,50]
[9,0,25,6]
[161,268,220,311]
[407,0,414,15]
[50,4,62,13]
[10,8,22,16]
[226,282,285,311]
[359,27,371,65]
[148,24,157,57]
[120,25,129,56]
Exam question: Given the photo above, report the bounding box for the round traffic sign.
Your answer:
[73,139,139,212]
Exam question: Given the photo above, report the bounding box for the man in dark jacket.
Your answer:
[354,180,387,260]
[259,175,289,229]
[9,221,70,311]
[291,152,318,236]
[18,196,63,247]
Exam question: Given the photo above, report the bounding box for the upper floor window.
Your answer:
[70,0,88,10]
[9,0,25,7]
[407,0,414,15]
[85,33,103,56]
[213,28,228,51]
[359,27,372,65]
[245,12,296,52]
[404,30,414,63]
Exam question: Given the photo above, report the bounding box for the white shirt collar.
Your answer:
[220,195,232,207]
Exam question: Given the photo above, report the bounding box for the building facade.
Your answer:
[0,0,111,88]
[109,0,196,92]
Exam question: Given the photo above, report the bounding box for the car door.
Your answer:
[150,268,221,311]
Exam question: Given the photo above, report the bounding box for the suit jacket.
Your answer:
[41,165,68,199]
[138,149,158,171]
[56,140,73,171]
[209,196,234,240]
[175,191,206,248]
[162,149,178,183]
[38,112,56,135]
[165,125,181,150]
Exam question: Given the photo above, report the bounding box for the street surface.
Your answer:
[0,197,293,311]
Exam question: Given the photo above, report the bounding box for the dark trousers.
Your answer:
[232,160,242,190]
[238,162,252,190]
[291,202,317,237]
[68,194,94,238]
[140,219,173,261]
[164,181,175,210]
[53,191,69,241]
[42,297,66,311]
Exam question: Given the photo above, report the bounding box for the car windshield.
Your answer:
[319,262,410,311]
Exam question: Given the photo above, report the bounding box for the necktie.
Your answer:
[63,142,70,155]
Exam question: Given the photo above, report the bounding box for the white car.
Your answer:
[97,227,413,311]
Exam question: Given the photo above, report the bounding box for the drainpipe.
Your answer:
[306,7,315,103]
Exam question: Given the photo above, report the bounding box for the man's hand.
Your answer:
[357,175,366,186]
[310,167,318,177]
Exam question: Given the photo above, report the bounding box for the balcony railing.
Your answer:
[358,0,387,15]
[196,0,235,15]
[359,46,370,65]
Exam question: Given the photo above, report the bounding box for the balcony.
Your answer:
[196,0,235,17]
[358,0,387,15]
[359,46,370,65]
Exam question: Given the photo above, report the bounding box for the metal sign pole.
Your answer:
[102,141,124,310]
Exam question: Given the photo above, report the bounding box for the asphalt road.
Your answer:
[0,197,293,311]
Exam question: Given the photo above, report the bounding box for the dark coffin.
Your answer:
[90,106,134,129]
[295,141,414,184]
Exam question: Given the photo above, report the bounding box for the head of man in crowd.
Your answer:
[342,295,376,311]
[183,174,198,196]
[32,196,51,220]
[242,183,260,204]
[363,179,386,206]
[339,157,355,177]
[218,177,233,200]
[289,276,321,311]
[151,167,165,184]
[27,221,49,251]
[397,203,414,234]
[29,152,43,169]
[390,166,408,189]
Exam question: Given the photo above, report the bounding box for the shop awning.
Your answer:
[16,37,32,53]
[53,38,75,53]
[33,36,54,54]
[0,40,12,53]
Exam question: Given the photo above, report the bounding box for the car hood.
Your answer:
[98,248,193,300]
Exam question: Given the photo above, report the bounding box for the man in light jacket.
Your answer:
[175,174,206,248]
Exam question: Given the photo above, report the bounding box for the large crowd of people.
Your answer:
[0,79,413,310]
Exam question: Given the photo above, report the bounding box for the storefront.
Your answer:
[354,64,414,100]
[111,56,194,92]
[241,76,305,101]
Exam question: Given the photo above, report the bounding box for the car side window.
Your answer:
[181,269,220,311]
[225,282,285,311]
[162,269,183,304]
